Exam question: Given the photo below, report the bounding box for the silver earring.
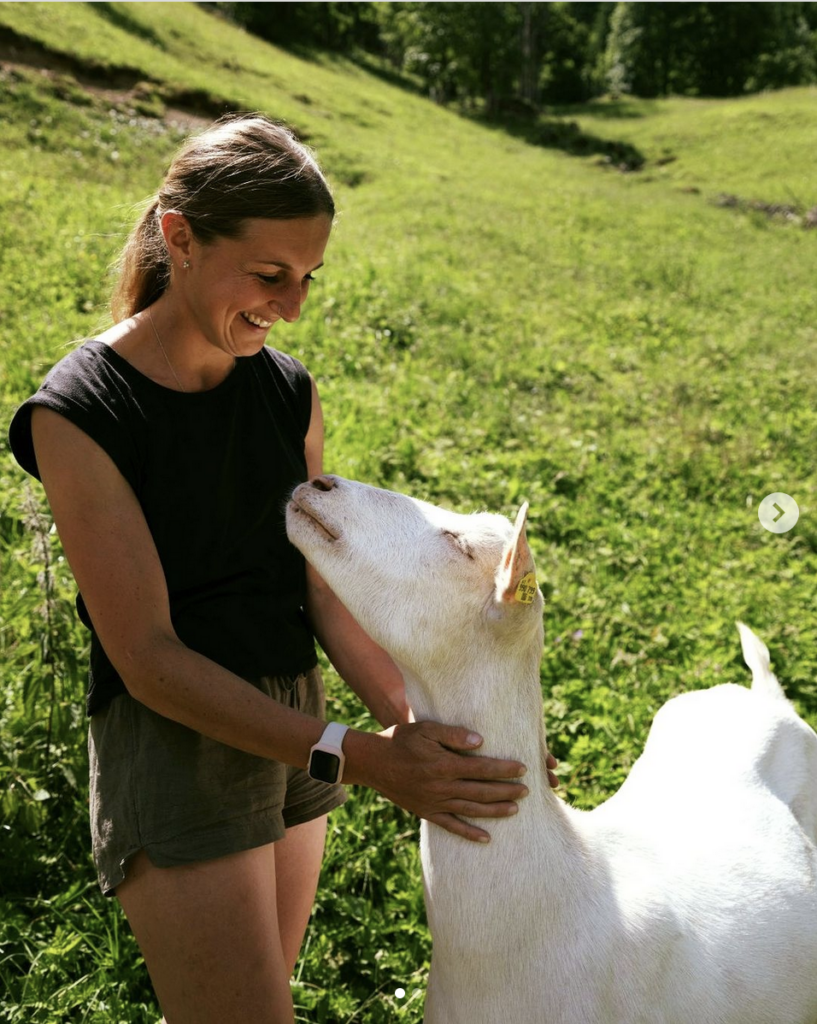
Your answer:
[182,259,190,269]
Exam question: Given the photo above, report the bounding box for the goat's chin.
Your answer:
[286,500,340,544]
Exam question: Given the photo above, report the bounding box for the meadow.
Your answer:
[1,3,816,1021]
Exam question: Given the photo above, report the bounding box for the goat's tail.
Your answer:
[737,622,787,700]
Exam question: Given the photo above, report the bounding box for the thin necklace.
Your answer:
[148,305,187,393]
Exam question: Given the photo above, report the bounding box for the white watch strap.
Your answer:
[319,721,349,749]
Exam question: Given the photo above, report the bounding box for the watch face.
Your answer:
[310,749,341,784]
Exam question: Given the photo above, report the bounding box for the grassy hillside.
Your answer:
[1,3,816,1021]
[563,89,817,210]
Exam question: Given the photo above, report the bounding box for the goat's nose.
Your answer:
[310,475,337,492]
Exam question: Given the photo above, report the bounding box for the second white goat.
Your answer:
[286,475,817,1024]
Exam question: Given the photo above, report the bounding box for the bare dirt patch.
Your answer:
[0,21,226,129]
[712,192,817,229]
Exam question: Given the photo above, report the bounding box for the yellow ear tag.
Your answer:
[515,571,538,604]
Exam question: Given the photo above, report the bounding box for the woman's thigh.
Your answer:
[117,843,294,1024]
[274,814,328,974]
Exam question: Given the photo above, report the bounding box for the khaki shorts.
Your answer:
[88,665,347,896]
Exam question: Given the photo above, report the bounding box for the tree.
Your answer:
[605,2,817,98]
[217,2,382,54]
[218,1,816,106]
[605,2,694,97]
[691,3,781,96]
[745,3,817,91]
[379,2,531,113]
[538,3,612,105]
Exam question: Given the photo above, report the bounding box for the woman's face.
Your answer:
[179,214,333,359]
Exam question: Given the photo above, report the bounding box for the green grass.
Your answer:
[557,88,817,208]
[1,3,816,1021]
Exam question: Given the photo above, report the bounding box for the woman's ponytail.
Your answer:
[110,199,170,322]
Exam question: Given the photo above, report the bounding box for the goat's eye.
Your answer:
[442,530,475,561]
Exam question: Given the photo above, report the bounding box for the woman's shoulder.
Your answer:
[9,340,144,483]
[256,344,310,380]
[40,339,133,393]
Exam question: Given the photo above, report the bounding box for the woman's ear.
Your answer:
[159,210,195,268]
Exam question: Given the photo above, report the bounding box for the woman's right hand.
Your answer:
[344,720,529,843]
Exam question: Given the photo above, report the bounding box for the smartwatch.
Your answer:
[308,722,349,784]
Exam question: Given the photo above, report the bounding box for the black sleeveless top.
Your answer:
[9,340,318,715]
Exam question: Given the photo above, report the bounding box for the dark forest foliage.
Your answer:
[218,2,817,108]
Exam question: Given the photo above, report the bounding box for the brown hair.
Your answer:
[111,114,335,321]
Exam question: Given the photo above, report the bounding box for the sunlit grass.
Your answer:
[559,87,817,207]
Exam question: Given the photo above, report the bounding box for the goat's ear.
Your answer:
[495,502,539,606]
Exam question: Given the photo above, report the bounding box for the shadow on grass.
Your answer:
[486,113,647,171]
[547,97,662,120]
[349,51,426,96]
[93,1,167,51]
[274,43,427,101]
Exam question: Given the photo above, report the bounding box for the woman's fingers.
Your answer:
[546,750,559,789]
[371,721,534,841]
[358,719,560,842]
[427,813,493,844]
[443,779,529,808]
[427,796,523,843]
[411,721,528,780]
[447,798,522,819]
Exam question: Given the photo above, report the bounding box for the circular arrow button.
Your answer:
[758,492,799,534]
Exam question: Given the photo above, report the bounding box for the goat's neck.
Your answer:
[401,654,598,954]
[401,649,570,817]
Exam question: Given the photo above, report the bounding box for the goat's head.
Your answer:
[286,476,544,684]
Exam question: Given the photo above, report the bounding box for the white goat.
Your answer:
[287,475,817,1024]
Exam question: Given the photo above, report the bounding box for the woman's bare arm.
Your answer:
[31,406,328,767]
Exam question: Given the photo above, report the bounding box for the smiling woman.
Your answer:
[111,115,335,321]
[139,211,332,381]
[6,112,540,1023]
[104,115,334,391]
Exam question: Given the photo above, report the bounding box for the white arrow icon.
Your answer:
[758,493,799,534]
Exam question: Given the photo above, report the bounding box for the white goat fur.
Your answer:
[286,476,817,1024]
